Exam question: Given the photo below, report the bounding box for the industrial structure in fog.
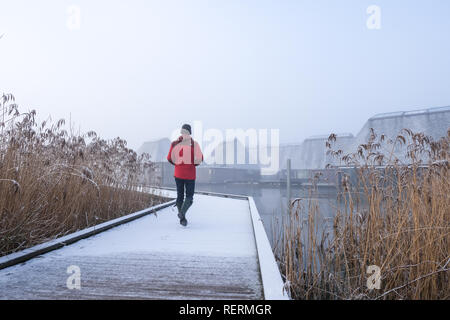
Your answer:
[138,106,450,187]
[138,138,261,186]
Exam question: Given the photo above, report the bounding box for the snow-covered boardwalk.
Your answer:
[0,192,269,300]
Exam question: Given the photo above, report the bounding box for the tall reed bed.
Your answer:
[279,128,449,299]
[0,94,161,257]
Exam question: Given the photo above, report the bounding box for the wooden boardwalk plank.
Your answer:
[0,194,263,300]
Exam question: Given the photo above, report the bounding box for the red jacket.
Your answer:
[167,136,203,180]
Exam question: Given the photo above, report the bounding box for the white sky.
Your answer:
[1,0,449,150]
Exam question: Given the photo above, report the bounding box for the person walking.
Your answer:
[167,124,203,226]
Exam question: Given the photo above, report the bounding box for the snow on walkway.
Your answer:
[0,194,263,300]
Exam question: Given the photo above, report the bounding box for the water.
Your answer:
[192,183,340,246]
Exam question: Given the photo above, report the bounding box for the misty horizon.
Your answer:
[1,0,450,151]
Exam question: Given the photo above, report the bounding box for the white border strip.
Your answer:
[0,200,175,270]
[248,197,289,300]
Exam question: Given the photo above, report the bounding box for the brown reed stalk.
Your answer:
[0,94,164,257]
[280,128,450,300]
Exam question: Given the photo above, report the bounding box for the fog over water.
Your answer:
[1,1,450,151]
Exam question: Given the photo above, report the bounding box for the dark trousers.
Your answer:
[175,177,195,208]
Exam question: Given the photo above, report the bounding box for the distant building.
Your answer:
[137,138,171,162]
[138,106,450,185]
[138,137,260,186]
[279,133,354,170]
[341,106,450,164]
[279,106,450,170]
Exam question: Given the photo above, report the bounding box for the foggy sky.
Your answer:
[1,0,450,150]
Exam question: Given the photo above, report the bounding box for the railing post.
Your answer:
[287,158,291,216]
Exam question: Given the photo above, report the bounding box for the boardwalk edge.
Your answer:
[247,196,290,300]
[0,200,176,271]
[146,186,290,300]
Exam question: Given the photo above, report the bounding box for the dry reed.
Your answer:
[279,128,449,300]
[0,94,163,257]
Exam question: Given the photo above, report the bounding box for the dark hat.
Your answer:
[181,124,192,135]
